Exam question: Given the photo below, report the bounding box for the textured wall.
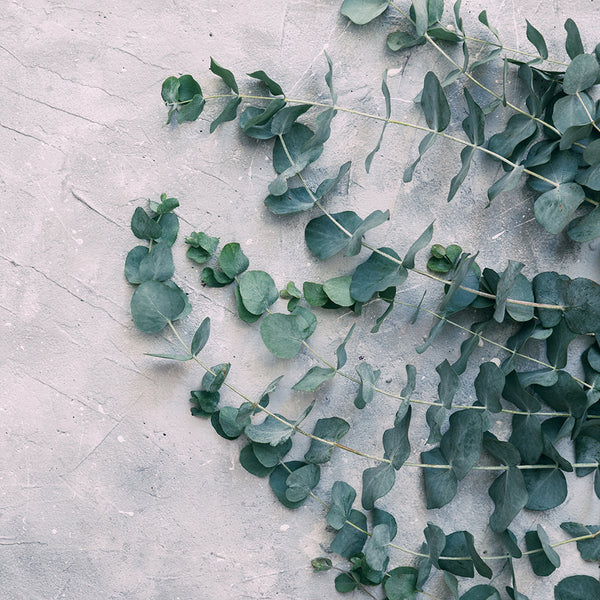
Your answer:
[1,1,599,598]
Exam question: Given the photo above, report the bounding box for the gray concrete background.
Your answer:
[1,1,599,598]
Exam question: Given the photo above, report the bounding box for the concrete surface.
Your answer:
[1,1,599,598]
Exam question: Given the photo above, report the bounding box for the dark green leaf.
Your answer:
[354,362,381,409]
[564,54,600,94]
[576,164,600,191]
[270,105,311,137]
[510,413,543,464]
[219,243,249,279]
[323,275,354,306]
[439,531,474,578]
[334,572,358,593]
[238,270,278,316]
[150,193,179,215]
[190,317,210,356]
[525,525,560,576]
[176,94,205,123]
[448,147,475,202]
[475,362,504,413]
[426,404,445,445]
[269,461,311,508]
[444,572,459,599]
[217,405,246,438]
[487,166,524,203]
[341,0,389,25]
[336,324,355,370]
[478,10,500,40]
[130,280,186,333]
[421,72,451,132]
[185,231,219,264]
[245,414,293,446]
[422,447,457,508]
[533,271,569,328]
[552,93,595,133]
[560,523,600,561]
[534,183,585,234]
[265,187,314,215]
[315,161,352,200]
[131,207,161,240]
[436,360,460,409]
[361,463,395,510]
[190,390,219,417]
[350,248,407,303]
[285,462,320,503]
[488,467,528,532]
[523,461,567,510]
[526,20,548,59]
[413,0,429,37]
[210,96,241,133]
[403,222,434,269]
[305,211,361,259]
[327,481,356,530]
[556,576,600,600]
[564,19,585,59]
[583,138,600,165]
[202,363,230,393]
[403,132,437,182]
[483,433,521,466]
[311,557,333,572]
[547,318,578,369]
[304,417,350,464]
[488,114,537,160]
[330,509,368,557]
[252,438,292,468]
[387,31,426,51]
[364,523,390,571]
[565,277,600,333]
[247,70,283,96]
[155,213,179,248]
[383,566,418,600]
[461,585,500,600]
[383,405,411,469]
[365,71,391,172]
[500,529,523,559]
[260,312,313,358]
[424,522,445,569]
[293,366,335,392]
[201,267,233,288]
[440,409,483,480]
[125,246,149,284]
[239,444,276,477]
[209,57,238,93]
[137,242,174,282]
[464,532,493,579]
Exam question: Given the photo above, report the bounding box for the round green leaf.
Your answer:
[555,576,600,600]
[239,270,278,315]
[260,312,312,358]
[534,183,585,234]
[130,280,186,333]
[341,0,389,25]
[552,93,595,133]
[563,54,600,94]
[384,566,418,600]
[568,205,600,242]
[323,275,354,307]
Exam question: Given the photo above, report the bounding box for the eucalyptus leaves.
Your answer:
[124,1,600,598]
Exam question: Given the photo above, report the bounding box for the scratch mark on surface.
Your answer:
[0,122,64,153]
[5,88,113,129]
[70,189,124,228]
[0,254,129,328]
[63,420,122,474]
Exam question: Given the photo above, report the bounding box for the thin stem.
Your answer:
[576,91,600,135]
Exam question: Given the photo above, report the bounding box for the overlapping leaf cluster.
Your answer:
[121,4,600,598]
[342,0,600,240]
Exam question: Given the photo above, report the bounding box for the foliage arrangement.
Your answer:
[125,2,600,598]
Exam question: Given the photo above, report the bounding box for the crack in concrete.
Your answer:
[25,371,119,422]
[0,121,65,154]
[5,88,114,130]
[0,253,129,329]
[70,189,124,229]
